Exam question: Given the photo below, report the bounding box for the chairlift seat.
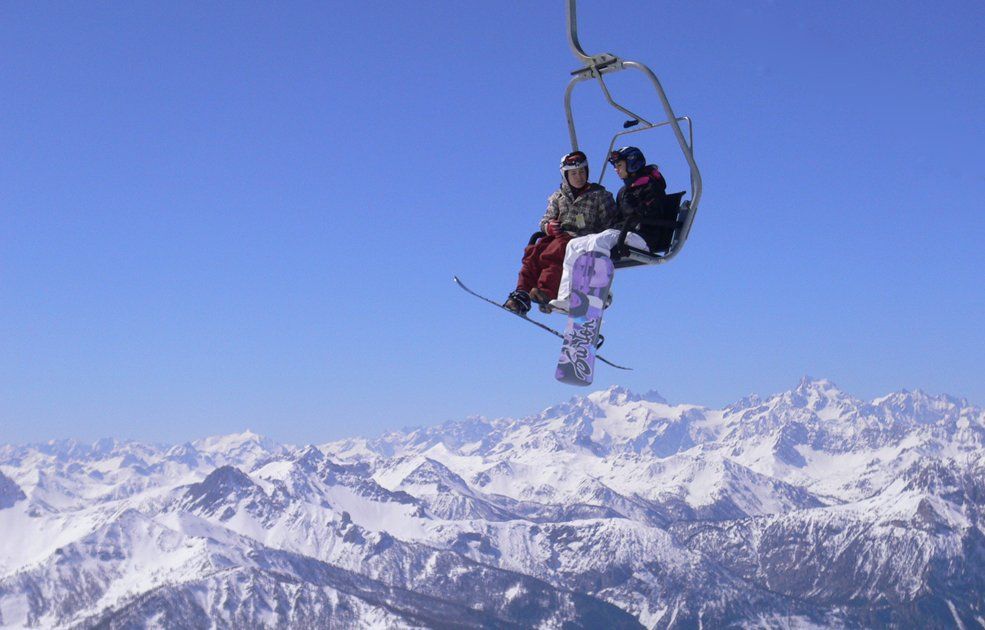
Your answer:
[526,191,690,270]
[612,191,686,269]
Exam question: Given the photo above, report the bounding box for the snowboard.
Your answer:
[453,276,630,371]
[555,252,615,386]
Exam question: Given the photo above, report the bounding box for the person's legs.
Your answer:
[515,236,553,293]
[549,230,646,309]
[584,229,647,257]
[554,233,597,307]
[534,233,573,301]
[507,236,557,313]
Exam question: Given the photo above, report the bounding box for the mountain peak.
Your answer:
[641,389,668,404]
[400,457,470,493]
[0,470,26,509]
[872,388,970,425]
[725,393,764,414]
[781,376,860,414]
[795,376,840,394]
[193,465,255,492]
[589,385,644,406]
[194,430,284,455]
[180,465,267,517]
[296,445,327,470]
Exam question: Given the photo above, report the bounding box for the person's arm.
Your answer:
[539,192,561,233]
[615,187,634,221]
[599,191,617,231]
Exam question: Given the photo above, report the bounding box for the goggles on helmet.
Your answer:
[608,146,645,172]
[560,151,588,172]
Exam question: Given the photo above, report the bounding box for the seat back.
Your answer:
[637,191,685,253]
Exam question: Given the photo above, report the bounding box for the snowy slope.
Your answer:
[1,377,982,628]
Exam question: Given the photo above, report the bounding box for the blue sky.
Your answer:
[2,1,983,445]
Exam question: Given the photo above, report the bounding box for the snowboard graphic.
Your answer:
[555,252,614,386]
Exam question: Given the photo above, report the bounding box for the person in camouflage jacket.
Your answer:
[505,151,616,314]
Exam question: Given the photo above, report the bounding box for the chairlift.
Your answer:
[561,0,702,269]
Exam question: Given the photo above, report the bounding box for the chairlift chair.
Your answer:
[561,0,702,269]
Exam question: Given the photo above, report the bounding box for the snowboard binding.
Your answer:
[504,290,532,315]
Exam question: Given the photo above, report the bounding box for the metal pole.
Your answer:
[564,75,593,151]
[566,0,592,64]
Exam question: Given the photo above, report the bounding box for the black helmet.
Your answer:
[608,146,645,174]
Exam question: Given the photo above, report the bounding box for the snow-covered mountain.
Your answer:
[1,378,982,628]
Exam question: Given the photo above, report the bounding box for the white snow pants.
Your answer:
[556,229,647,303]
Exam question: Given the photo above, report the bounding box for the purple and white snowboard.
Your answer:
[555,252,614,386]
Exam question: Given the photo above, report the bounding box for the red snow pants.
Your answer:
[515,233,572,300]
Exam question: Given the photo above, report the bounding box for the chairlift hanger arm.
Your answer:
[566,0,616,68]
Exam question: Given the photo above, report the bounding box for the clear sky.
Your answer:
[2,1,983,445]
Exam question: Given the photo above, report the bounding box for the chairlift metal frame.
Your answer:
[563,0,702,267]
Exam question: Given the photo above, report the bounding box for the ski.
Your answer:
[453,276,631,371]
[555,252,615,386]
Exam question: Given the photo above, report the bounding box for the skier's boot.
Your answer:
[547,298,569,314]
[529,287,553,314]
[504,290,532,315]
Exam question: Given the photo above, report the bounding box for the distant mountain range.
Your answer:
[1,378,982,628]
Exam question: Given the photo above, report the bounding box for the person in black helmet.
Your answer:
[505,150,616,314]
[549,146,666,312]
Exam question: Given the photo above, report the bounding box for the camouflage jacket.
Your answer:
[539,182,616,237]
